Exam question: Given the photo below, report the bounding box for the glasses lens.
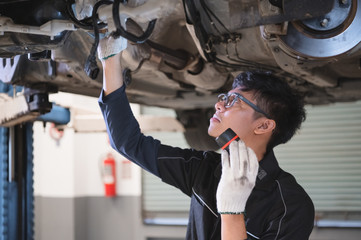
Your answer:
[218,94,227,103]
[226,94,237,108]
[217,93,238,108]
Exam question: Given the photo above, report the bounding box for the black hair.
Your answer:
[232,71,306,151]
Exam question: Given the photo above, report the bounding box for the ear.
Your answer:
[254,119,276,135]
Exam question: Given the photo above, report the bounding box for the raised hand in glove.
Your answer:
[97,35,127,60]
[216,140,259,214]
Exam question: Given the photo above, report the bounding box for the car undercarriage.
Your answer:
[1,0,361,149]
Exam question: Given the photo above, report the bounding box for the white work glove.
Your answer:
[97,35,127,60]
[216,140,259,214]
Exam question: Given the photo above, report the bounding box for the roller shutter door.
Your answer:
[275,101,361,212]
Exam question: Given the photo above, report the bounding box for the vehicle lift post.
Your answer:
[0,82,70,240]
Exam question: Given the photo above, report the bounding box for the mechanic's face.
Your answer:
[208,88,263,142]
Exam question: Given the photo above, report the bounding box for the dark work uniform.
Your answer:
[98,86,315,240]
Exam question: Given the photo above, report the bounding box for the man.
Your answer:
[98,36,315,239]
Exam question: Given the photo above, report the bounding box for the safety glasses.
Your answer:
[217,92,270,118]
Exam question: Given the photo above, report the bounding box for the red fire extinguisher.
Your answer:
[101,153,116,197]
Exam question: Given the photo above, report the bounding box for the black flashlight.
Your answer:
[215,128,240,152]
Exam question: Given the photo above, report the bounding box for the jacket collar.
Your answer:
[255,150,281,190]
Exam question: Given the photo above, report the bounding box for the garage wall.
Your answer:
[32,93,146,240]
[33,121,146,240]
[32,93,186,240]
[34,93,142,199]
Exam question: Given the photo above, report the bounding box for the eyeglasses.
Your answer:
[217,92,270,118]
